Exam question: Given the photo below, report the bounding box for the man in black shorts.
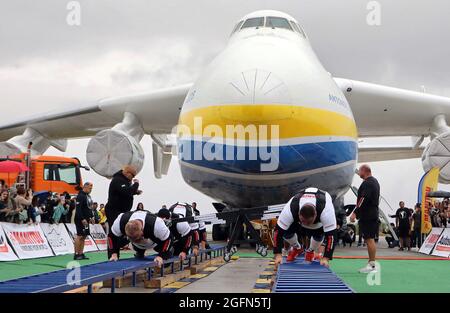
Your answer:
[351,164,380,273]
[74,182,94,260]
[395,201,412,251]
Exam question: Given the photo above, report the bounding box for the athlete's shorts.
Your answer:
[75,219,90,237]
[198,228,207,242]
[398,225,411,237]
[284,222,324,242]
[359,220,379,239]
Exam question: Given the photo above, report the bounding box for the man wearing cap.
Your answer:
[273,187,337,267]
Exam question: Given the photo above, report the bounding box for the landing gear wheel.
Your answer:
[256,245,263,255]
[260,247,268,257]
[230,246,237,255]
[224,253,231,262]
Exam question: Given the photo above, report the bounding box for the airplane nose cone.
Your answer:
[220,69,292,122]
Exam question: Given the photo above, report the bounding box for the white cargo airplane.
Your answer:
[2,10,450,209]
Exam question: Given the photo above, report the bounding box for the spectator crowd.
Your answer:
[0,179,159,237]
[0,179,109,230]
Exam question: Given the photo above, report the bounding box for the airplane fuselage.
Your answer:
[177,11,358,208]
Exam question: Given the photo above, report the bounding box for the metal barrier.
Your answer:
[272,257,354,293]
[0,245,226,293]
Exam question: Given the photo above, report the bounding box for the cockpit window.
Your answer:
[241,17,264,29]
[265,17,292,30]
[231,20,244,35]
[290,21,306,38]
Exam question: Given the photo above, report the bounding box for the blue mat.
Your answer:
[272,257,354,293]
[0,257,157,293]
[0,246,225,293]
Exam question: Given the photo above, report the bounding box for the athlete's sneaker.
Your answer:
[74,254,86,261]
[304,250,315,262]
[358,262,377,273]
[313,253,323,261]
[286,247,304,262]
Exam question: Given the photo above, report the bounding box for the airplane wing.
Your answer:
[334,78,450,137]
[0,83,192,142]
[358,144,424,162]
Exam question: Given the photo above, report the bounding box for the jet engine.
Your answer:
[422,131,450,184]
[86,112,145,177]
[0,127,67,156]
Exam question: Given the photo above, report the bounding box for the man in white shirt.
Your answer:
[109,210,172,267]
[169,202,200,256]
[273,188,337,267]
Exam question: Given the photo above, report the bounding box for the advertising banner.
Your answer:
[419,227,444,255]
[431,228,450,258]
[0,223,18,261]
[1,222,53,259]
[40,223,75,255]
[417,167,440,234]
[64,223,98,252]
[89,224,107,251]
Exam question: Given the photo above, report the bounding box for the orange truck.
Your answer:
[0,153,88,195]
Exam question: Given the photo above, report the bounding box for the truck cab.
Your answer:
[0,154,86,195]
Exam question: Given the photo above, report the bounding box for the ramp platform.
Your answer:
[0,246,225,293]
[272,257,354,293]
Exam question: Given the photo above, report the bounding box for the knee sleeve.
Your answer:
[309,236,323,251]
[284,233,301,248]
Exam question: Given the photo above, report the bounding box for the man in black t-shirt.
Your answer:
[411,203,422,248]
[351,164,380,273]
[395,201,412,251]
[74,182,94,260]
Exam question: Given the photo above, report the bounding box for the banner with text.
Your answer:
[89,224,107,251]
[431,228,450,258]
[418,167,440,234]
[0,223,18,261]
[40,223,75,255]
[64,223,98,252]
[0,222,53,259]
[419,228,444,255]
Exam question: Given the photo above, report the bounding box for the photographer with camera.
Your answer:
[73,182,94,260]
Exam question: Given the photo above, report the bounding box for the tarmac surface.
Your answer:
[2,235,448,293]
[98,237,448,293]
[176,257,269,293]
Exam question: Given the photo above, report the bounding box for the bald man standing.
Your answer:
[351,164,380,273]
[105,165,142,259]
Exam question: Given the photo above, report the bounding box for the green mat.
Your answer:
[0,251,133,282]
[234,252,450,293]
[331,259,450,293]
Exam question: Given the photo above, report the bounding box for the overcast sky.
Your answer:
[1,0,450,219]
